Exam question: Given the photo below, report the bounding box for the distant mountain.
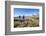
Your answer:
[14,15,39,21]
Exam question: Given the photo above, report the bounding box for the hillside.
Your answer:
[14,15,39,27]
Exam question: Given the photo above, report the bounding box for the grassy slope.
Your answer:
[14,16,39,27]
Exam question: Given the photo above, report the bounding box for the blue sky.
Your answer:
[14,8,39,17]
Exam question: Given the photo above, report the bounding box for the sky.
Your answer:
[14,8,39,17]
